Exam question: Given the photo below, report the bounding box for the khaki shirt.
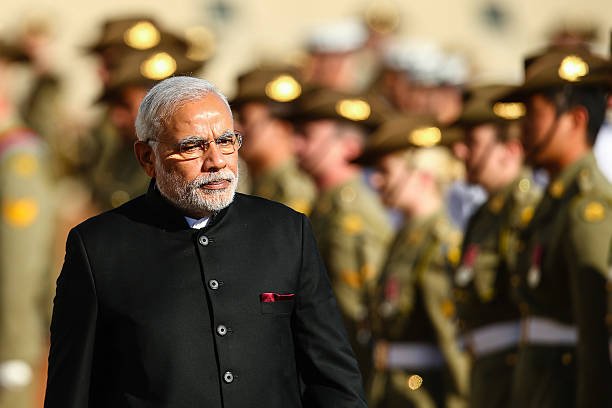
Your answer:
[250,158,316,215]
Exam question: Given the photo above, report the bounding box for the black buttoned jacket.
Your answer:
[44,183,366,408]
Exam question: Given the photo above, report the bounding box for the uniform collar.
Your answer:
[546,153,595,200]
[486,167,535,214]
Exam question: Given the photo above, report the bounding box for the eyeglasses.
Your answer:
[147,131,243,159]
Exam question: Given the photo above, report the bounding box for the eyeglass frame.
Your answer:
[146,131,243,159]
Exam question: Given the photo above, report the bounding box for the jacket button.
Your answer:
[198,235,209,246]
[223,371,234,383]
[209,279,219,290]
[217,325,228,336]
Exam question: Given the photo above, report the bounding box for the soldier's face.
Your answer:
[150,94,239,217]
[294,120,345,178]
[372,152,419,210]
[522,94,568,167]
[463,124,504,186]
[237,102,274,163]
[110,86,148,142]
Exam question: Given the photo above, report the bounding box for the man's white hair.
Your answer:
[135,76,231,142]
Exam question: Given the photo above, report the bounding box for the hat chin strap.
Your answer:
[524,111,562,165]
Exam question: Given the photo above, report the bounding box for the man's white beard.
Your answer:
[155,163,238,216]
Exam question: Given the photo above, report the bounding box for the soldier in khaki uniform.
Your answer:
[356,115,469,408]
[291,88,393,384]
[0,40,54,408]
[450,85,542,408]
[231,66,316,214]
[497,49,612,407]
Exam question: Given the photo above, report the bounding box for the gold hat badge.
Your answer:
[335,98,371,121]
[558,55,589,82]
[493,102,526,120]
[140,52,177,80]
[408,126,441,147]
[265,74,302,102]
[124,21,161,50]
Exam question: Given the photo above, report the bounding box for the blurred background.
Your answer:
[0,1,610,407]
[1,0,611,111]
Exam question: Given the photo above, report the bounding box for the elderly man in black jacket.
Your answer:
[44,76,367,408]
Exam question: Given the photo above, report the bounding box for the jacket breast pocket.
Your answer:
[260,298,295,317]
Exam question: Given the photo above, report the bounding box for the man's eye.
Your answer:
[180,142,203,152]
[216,136,233,146]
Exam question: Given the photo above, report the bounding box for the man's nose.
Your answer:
[201,142,227,171]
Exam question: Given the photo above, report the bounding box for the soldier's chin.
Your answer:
[466,171,480,185]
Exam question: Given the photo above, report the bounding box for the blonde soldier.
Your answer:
[450,85,542,408]
[356,116,469,408]
[0,40,54,408]
[231,66,316,214]
[497,49,612,407]
[292,88,393,384]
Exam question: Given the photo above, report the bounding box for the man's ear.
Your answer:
[569,105,589,135]
[134,141,156,178]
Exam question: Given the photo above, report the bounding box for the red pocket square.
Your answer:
[260,293,295,303]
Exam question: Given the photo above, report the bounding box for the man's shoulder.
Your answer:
[234,192,298,211]
[73,194,148,236]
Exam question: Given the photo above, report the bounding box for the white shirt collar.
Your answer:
[184,216,210,229]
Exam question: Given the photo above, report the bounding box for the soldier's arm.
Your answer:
[44,228,98,408]
[566,197,612,407]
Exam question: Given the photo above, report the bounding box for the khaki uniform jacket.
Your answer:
[513,153,612,407]
[250,158,316,215]
[309,175,393,378]
[0,118,54,408]
[455,170,542,333]
[370,211,469,407]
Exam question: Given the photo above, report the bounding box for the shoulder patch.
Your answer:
[581,200,606,223]
[2,198,39,227]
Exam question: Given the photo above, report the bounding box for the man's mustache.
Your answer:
[191,169,236,188]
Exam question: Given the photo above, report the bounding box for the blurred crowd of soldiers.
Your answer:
[0,6,611,408]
